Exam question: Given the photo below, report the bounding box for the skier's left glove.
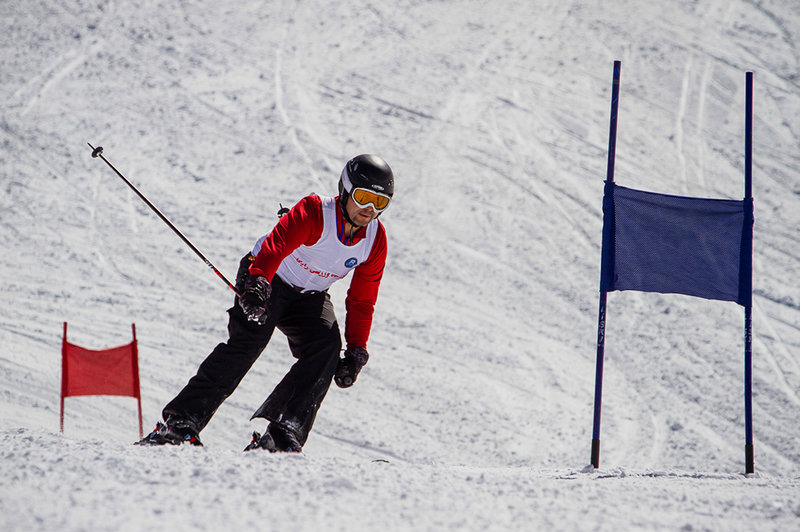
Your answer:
[334,347,369,388]
[238,275,271,324]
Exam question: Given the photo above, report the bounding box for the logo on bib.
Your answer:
[344,257,358,268]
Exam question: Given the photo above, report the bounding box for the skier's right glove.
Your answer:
[334,347,369,388]
[238,274,271,324]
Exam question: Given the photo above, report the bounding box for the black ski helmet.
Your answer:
[338,154,394,216]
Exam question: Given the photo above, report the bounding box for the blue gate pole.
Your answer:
[592,60,621,469]
[591,292,608,468]
[744,71,755,474]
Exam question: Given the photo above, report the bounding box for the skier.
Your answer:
[138,154,393,452]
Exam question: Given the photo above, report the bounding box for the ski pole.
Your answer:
[88,142,240,296]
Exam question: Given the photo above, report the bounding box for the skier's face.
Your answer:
[345,196,378,227]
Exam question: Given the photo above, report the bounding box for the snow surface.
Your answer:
[2,0,800,530]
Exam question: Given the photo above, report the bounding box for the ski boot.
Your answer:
[243,422,301,453]
[136,420,203,447]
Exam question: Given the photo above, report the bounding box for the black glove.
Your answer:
[334,347,369,388]
[235,254,256,294]
[238,274,271,324]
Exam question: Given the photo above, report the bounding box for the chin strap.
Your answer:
[339,193,360,227]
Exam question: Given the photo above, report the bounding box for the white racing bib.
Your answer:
[274,196,378,292]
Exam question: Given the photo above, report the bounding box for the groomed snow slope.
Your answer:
[1,1,799,530]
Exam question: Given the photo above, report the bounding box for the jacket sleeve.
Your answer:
[249,195,323,281]
[344,221,387,349]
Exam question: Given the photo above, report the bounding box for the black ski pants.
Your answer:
[162,257,341,446]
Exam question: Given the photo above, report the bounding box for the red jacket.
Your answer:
[249,195,387,349]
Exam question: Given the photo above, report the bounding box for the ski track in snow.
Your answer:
[695,56,711,189]
[754,299,800,408]
[675,57,691,194]
[2,1,800,531]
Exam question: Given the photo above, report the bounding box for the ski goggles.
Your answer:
[351,187,391,212]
